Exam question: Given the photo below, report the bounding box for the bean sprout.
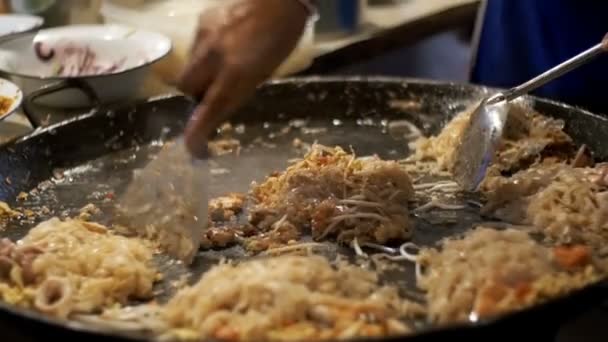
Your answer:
[467,200,483,208]
[262,242,329,256]
[414,199,467,213]
[413,181,460,192]
[338,199,384,208]
[358,241,420,263]
[351,237,368,258]
[399,242,420,262]
[361,242,398,254]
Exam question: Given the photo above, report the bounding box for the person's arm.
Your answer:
[179,0,313,157]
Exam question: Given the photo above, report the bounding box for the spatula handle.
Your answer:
[499,33,608,103]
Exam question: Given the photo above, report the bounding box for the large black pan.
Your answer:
[0,77,607,342]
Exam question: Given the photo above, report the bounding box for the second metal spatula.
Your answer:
[114,136,208,265]
[453,33,608,191]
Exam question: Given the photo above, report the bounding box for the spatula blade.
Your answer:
[114,137,208,264]
[452,98,508,191]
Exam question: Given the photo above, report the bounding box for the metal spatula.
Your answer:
[453,33,608,191]
[114,137,208,265]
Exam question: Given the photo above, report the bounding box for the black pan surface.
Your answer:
[0,77,608,342]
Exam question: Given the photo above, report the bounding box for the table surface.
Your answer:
[0,0,481,142]
[304,0,480,74]
[315,0,479,56]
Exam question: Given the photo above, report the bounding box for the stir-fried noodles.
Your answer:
[249,144,414,248]
[0,218,157,318]
[164,255,424,342]
[482,164,608,247]
[410,100,574,176]
[417,228,599,323]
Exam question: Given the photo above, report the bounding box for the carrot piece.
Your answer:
[474,283,508,317]
[553,245,591,270]
[514,282,532,301]
[215,326,239,342]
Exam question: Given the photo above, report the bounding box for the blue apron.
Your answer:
[470,0,608,113]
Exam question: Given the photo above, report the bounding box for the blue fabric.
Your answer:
[338,0,359,32]
[470,0,608,113]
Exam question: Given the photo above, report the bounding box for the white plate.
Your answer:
[0,14,43,39]
[0,24,172,108]
[0,78,23,120]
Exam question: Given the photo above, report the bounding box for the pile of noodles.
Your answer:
[0,218,157,318]
[249,144,414,247]
[479,162,568,219]
[163,255,424,342]
[417,228,599,324]
[482,164,608,247]
[409,99,573,176]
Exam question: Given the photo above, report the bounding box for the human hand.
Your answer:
[179,0,309,157]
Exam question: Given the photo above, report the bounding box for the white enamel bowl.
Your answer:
[0,24,172,108]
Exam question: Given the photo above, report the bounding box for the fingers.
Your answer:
[178,10,225,99]
[180,0,303,157]
[184,64,257,157]
[178,42,221,100]
[184,68,237,156]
